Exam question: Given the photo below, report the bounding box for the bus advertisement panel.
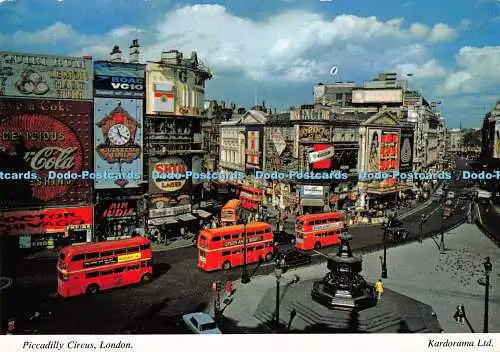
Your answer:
[197,222,274,272]
[295,212,345,250]
[57,237,152,297]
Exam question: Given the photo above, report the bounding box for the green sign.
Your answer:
[0,52,93,100]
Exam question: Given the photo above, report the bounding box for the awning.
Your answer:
[177,213,198,222]
[300,199,324,207]
[194,209,212,219]
[148,216,178,226]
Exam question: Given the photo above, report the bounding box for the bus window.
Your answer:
[222,251,231,256]
[256,246,263,250]
[127,246,140,253]
[114,248,126,255]
[231,234,239,239]
[71,254,84,262]
[212,236,221,242]
[127,264,140,271]
[86,252,99,260]
[223,235,231,240]
[101,269,113,276]
[140,243,151,250]
[85,272,99,279]
[101,250,113,257]
[114,267,125,273]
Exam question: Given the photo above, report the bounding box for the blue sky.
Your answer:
[1,0,500,128]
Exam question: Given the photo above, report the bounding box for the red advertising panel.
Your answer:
[366,128,400,172]
[0,207,92,236]
[0,98,92,207]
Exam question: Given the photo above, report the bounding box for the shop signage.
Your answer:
[0,207,92,236]
[270,131,286,156]
[290,109,330,121]
[0,98,92,206]
[94,61,145,98]
[150,157,188,193]
[301,185,324,199]
[0,52,92,100]
[297,125,331,143]
[100,201,136,218]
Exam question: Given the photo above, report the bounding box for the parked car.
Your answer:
[275,249,312,269]
[273,230,295,245]
[182,313,221,334]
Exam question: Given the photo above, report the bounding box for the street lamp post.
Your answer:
[241,217,250,284]
[274,263,283,328]
[419,214,426,243]
[440,200,446,253]
[381,221,388,278]
[483,257,492,333]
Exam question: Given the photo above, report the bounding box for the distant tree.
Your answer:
[462,129,481,148]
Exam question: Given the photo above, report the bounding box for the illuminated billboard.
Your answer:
[148,156,192,194]
[399,128,414,172]
[365,128,400,172]
[94,98,143,189]
[94,61,145,98]
[0,98,92,208]
[0,52,93,100]
[246,127,263,170]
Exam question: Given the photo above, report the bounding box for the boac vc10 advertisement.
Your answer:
[0,98,92,208]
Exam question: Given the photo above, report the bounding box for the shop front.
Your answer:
[147,201,195,243]
[299,185,325,214]
[0,207,93,253]
[96,200,138,241]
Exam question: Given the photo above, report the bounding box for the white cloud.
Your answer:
[409,23,429,37]
[440,46,500,95]
[395,59,447,78]
[428,23,457,42]
[10,22,87,45]
[459,18,471,30]
[108,26,145,38]
[0,0,14,3]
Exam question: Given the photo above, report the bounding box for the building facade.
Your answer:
[480,101,500,203]
[143,50,211,241]
[0,51,94,251]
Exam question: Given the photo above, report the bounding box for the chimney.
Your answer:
[110,45,122,62]
[129,39,140,63]
[190,50,198,67]
[262,100,265,107]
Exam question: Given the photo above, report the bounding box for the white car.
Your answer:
[182,312,221,334]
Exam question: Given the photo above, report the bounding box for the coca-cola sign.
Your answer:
[0,207,92,236]
[0,98,92,206]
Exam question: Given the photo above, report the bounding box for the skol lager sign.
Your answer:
[151,157,188,193]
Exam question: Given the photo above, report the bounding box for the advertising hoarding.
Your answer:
[290,109,330,121]
[399,129,414,172]
[352,89,403,104]
[0,98,92,207]
[264,127,297,172]
[94,98,143,189]
[94,61,145,98]
[149,156,192,194]
[246,127,263,170]
[300,185,324,199]
[0,207,92,236]
[96,200,138,239]
[0,52,93,100]
[494,123,500,159]
[365,128,400,172]
[297,125,331,144]
[145,62,205,116]
[148,195,191,218]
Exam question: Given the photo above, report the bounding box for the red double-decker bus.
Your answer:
[295,212,345,250]
[221,199,243,226]
[239,185,263,211]
[197,222,275,271]
[57,237,153,297]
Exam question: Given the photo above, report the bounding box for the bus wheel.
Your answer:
[265,253,273,261]
[314,242,321,250]
[141,273,152,284]
[86,284,99,295]
[222,261,231,270]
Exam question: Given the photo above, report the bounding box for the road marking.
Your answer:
[312,250,329,258]
[475,203,483,224]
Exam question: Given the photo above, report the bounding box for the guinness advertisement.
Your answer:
[0,207,92,236]
[0,98,92,208]
[399,128,414,172]
[149,156,192,194]
[97,200,138,240]
[94,61,146,98]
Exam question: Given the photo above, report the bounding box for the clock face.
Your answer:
[108,124,131,146]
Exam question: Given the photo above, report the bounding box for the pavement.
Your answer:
[215,223,500,333]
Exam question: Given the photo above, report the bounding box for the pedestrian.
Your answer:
[454,304,466,325]
[375,279,384,301]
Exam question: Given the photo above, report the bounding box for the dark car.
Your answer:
[273,231,295,245]
[275,249,312,269]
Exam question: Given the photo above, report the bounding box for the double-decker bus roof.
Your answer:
[61,237,150,255]
[297,212,345,222]
[200,222,270,238]
[223,199,241,209]
[241,185,262,194]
